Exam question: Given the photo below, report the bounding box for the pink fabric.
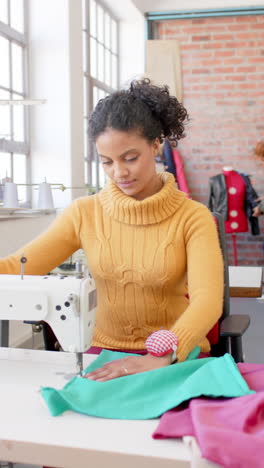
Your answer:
[172,149,191,197]
[86,346,210,359]
[153,362,264,468]
[85,346,147,355]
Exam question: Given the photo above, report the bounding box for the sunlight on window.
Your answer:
[13,153,27,202]
[90,0,96,37]
[0,0,8,24]
[90,37,97,78]
[97,5,104,43]
[10,0,24,33]
[0,36,10,88]
[0,89,11,139]
[13,94,24,141]
[12,43,23,93]
[83,0,119,190]
[0,152,11,180]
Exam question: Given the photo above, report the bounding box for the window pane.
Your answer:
[0,0,8,24]
[105,49,111,86]
[10,0,24,33]
[111,19,117,53]
[0,89,11,139]
[84,160,88,185]
[90,37,97,78]
[83,78,87,116]
[98,43,104,82]
[82,31,87,72]
[0,152,11,180]
[97,4,104,43]
[0,36,10,88]
[104,13,110,48]
[12,42,23,93]
[111,54,117,88]
[12,94,24,141]
[98,88,105,101]
[84,117,87,157]
[90,0,96,37]
[93,86,98,108]
[13,153,27,202]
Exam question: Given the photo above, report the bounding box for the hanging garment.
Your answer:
[153,362,264,468]
[163,139,177,178]
[41,350,253,420]
[172,149,191,197]
[223,169,248,234]
[208,172,260,235]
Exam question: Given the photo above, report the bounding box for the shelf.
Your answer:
[0,207,56,218]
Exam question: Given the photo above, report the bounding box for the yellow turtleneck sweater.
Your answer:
[0,173,223,361]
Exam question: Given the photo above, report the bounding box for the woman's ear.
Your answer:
[152,137,160,156]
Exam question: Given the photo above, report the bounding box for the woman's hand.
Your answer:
[252,205,262,217]
[84,353,172,382]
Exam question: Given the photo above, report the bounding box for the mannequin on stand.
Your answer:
[222,166,248,265]
[208,167,260,265]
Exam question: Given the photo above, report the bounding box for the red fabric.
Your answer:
[172,149,191,197]
[223,169,248,234]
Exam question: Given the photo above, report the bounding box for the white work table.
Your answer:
[229,266,263,298]
[0,348,219,468]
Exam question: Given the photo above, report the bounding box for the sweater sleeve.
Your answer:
[170,205,224,362]
[0,200,82,275]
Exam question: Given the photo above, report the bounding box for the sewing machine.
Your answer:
[0,272,97,374]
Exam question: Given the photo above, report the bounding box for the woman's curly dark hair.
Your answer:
[88,78,188,143]
[254,141,264,161]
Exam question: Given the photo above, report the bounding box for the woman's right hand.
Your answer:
[252,205,262,217]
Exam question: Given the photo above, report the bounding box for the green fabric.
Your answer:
[41,350,254,420]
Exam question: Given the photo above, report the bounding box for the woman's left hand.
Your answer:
[84,353,172,382]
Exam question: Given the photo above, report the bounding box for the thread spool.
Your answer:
[37,181,54,210]
[3,182,19,208]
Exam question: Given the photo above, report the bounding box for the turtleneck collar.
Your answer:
[98,172,186,225]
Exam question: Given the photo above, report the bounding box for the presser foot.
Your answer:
[76,352,84,376]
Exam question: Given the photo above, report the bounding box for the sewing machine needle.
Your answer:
[20,253,27,280]
[76,352,83,376]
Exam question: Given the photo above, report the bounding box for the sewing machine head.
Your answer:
[0,273,97,374]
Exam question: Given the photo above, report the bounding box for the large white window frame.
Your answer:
[0,0,30,205]
[82,0,119,192]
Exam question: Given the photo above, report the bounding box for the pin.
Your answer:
[20,253,27,280]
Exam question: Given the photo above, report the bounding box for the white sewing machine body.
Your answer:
[0,274,97,353]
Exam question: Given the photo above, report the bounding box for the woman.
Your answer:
[0,79,223,381]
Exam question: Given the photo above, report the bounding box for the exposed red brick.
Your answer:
[158,13,264,265]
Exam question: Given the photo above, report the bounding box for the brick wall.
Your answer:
[157,14,264,266]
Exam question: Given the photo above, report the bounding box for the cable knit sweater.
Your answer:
[0,173,224,362]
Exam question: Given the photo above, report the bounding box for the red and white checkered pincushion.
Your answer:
[145,330,178,357]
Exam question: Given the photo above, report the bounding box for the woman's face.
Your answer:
[96,128,161,200]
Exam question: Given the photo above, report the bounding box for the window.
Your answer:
[0,0,29,205]
[82,0,119,192]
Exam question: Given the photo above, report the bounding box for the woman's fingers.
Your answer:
[85,361,130,381]
[83,354,171,382]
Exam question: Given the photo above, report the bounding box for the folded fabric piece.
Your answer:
[153,362,264,468]
[41,351,253,420]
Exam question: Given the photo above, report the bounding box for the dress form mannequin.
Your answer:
[222,167,248,265]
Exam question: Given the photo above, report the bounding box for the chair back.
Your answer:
[208,212,230,354]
